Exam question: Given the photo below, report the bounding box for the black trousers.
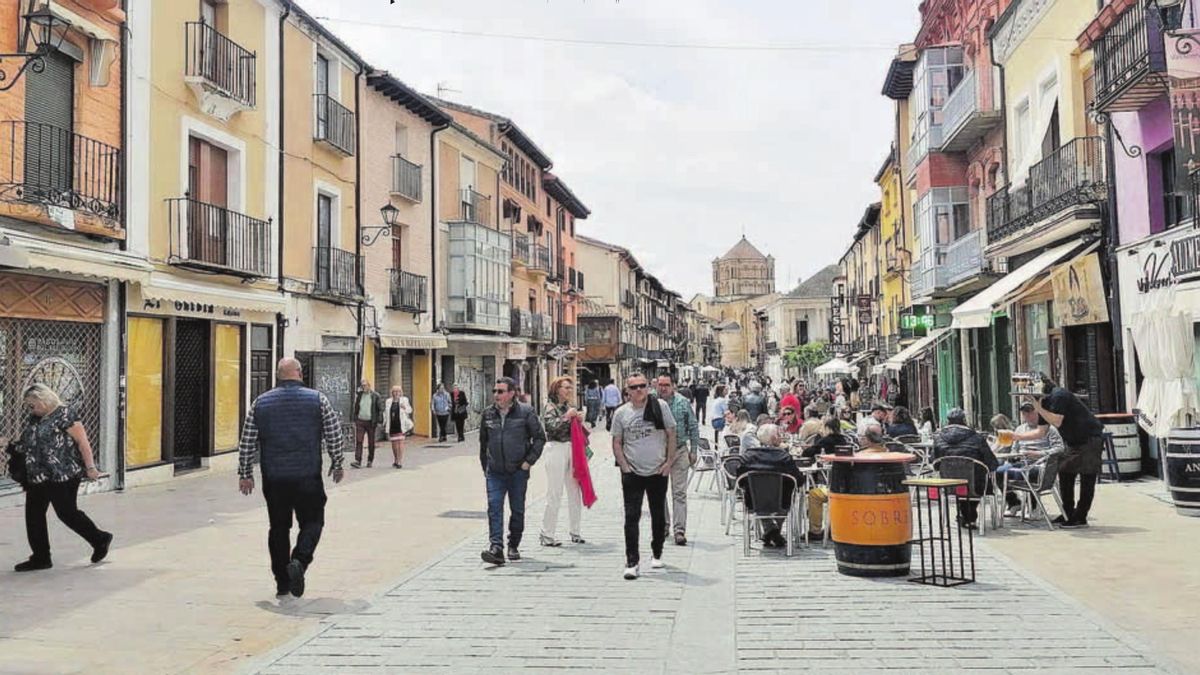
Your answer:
[262,475,327,585]
[605,406,618,431]
[25,477,105,561]
[353,420,377,463]
[621,472,668,566]
[1059,471,1098,523]
[695,399,707,424]
[453,417,466,441]
[435,414,450,441]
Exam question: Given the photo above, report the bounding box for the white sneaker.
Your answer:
[623,564,639,580]
[650,558,665,569]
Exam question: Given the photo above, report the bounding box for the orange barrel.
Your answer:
[825,452,915,577]
[1097,413,1142,478]
[1166,427,1200,517]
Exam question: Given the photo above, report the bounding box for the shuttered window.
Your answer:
[24,51,75,193]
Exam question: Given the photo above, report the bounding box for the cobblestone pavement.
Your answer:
[255,431,1172,675]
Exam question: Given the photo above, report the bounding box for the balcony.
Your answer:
[313,246,360,300]
[555,322,576,346]
[532,313,553,342]
[183,22,256,120]
[986,137,1107,248]
[388,269,428,313]
[1092,0,1168,113]
[0,121,122,230]
[314,94,356,156]
[910,253,950,301]
[943,229,1007,289]
[510,307,533,338]
[885,253,906,278]
[459,188,492,227]
[648,316,667,333]
[391,155,422,202]
[167,197,271,278]
[512,233,530,267]
[621,289,636,308]
[446,221,510,332]
[939,69,1002,153]
[550,254,565,282]
[529,244,551,274]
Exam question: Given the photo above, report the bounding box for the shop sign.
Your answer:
[856,295,872,324]
[829,295,845,346]
[1133,230,1200,294]
[506,342,527,360]
[1051,253,1109,327]
[141,299,241,318]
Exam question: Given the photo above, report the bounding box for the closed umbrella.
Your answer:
[1130,289,1198,437]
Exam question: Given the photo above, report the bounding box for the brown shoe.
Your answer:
[674,532,687,546]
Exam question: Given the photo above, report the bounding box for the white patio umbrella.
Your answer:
[814,357,855,376]
[1130,288,1198,437]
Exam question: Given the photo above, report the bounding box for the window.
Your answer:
[1013,99,1031,167]
[394,123,408,157]
[1023,301,1050,376]
[795,319,809,346]
[1159,149,1191,230]
[316,193,333,288]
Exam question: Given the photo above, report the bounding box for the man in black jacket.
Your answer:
[741,382,767,420]
[479,377,546,566]
[932,408,998,529]
[737,424,804,547]
[693,381,710,424]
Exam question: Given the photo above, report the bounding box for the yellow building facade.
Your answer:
[124,0,287,486]
[877,150,909,344]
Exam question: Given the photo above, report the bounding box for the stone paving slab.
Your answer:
[255,432,1172,674]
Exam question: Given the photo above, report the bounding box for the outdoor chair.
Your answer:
[690,438,720,493]
[723,434,742,455]
[721,455,744,534]
[932,455,1001,536]
[736,471,801,557]
[1007,452,1065,530]
[1099,432,1121,483]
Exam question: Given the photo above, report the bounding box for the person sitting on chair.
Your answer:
[933,408,998,530]
[736,424,803,548]
[999,402,1064,517]
[856,424,889,454]
[802,416,849,460]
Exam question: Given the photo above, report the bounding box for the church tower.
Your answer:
[712,236,775,299]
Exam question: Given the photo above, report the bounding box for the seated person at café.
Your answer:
[998,402,1065,516]
[837,407,857,434]
[728,410,755,446]
[737,424,804,548]
[803,416,850,460]
[990,414,1013,434]
[856,424,889,453]
[857,402,891,435]
[933,408,998,530]
[885,406,918,438]
[777,404,802,435]
[796,406,823,446]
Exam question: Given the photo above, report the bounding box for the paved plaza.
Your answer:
[253,430,1175,675]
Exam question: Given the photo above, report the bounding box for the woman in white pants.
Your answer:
[540,376,585,546]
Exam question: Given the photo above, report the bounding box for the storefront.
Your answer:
[124,280,284,487]
[882,328,946,418]
[0,270,121,496]
[372,333,445,437]
[1116,226,1200,473]
[441,335,512,433]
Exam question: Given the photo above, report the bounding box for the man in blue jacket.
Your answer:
[479,377,546,566]
[237,358,345,598]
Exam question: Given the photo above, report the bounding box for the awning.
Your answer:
[656,359,671,368]
[847,351,874,367]
[815,357,856,376]
[139,275,286,314]
[883,328,948,372]
[379,333,448,350]
[951,240,1088,329]
[445,333,519,345]
[3,232,152,284]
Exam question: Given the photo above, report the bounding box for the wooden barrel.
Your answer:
[825,453,914,577]
[1165,428,1200,517]
[1098,414,1141,478]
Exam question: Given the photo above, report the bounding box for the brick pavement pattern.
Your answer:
[256,433,1168,675]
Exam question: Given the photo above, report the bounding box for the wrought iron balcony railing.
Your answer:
[313,245,360,298]
[511,307,533,338]
[167,196,271,277]
[622,289,636,308]
[555,322,576,346]
[0,121,121,222]
[986,137,1107,244]
[391,155,422,202]
[184,21,256,109]
[532,312,553,342]
[459,188,492,227]
[530,244,551,272]
[551,254,565,281]
[1093,0,1168,113]
[314,94,356,156]
[512,233,530,265]
[388,269,427,313]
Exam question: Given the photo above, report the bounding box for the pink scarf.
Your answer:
[570,418,598,508]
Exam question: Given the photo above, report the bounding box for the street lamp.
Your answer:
[361,203,400,246]
[0,2,69,92]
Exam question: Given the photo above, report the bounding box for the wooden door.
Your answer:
[187,137,228,265]
[316,194,332,289]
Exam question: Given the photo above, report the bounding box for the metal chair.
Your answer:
[720,455,744,534]
[1099,432,1121,483]
[723,434,742,455]
[932,455,1001,535]
[1007,452,1065,530]
[689,438,720,493]
[736,471,801,557]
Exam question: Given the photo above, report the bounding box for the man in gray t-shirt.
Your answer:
[611,373,676,580]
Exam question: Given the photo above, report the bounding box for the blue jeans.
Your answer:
[485,470,529,549]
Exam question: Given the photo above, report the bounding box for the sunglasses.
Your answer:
[493,388,510,394]
[628,384,648,390]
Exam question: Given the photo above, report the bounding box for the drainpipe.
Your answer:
[277,2,291,355]
[429,121,449,386]
[114,0,130,491]
[1101,101,1126,411]
[354,62,364,376]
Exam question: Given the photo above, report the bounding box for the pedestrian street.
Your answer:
[255,429,1170,675]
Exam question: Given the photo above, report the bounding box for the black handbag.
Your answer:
[5,440,27,487]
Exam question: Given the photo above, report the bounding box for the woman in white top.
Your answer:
[383,386,413,469]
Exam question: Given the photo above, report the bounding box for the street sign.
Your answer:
[548,345,571,361]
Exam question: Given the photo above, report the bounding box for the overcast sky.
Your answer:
[314,0,921,298]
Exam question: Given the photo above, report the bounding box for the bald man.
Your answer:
[237,357,345,598]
